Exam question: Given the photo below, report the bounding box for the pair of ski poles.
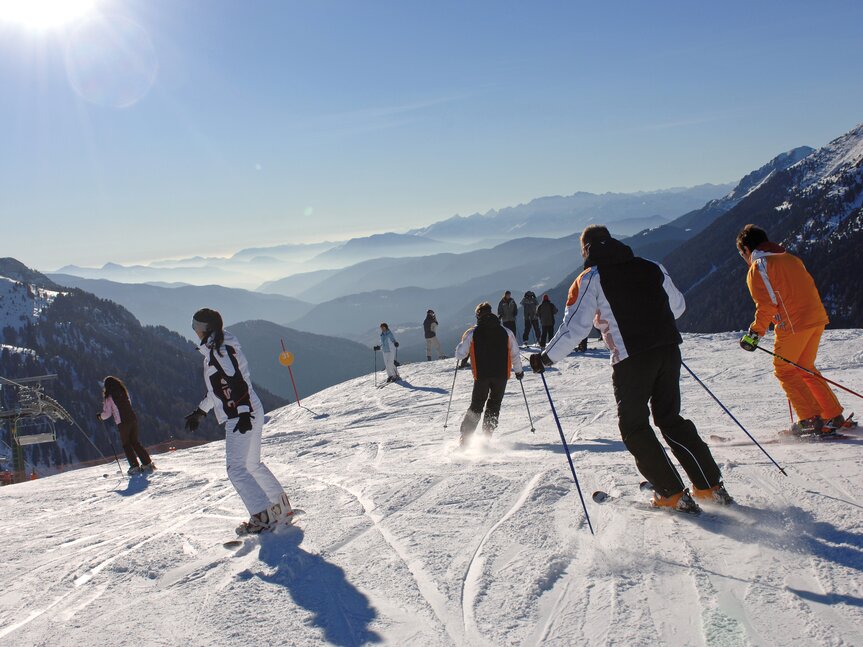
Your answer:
[441,360,535,433]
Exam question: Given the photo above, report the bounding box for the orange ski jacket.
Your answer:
[746,243,828,337]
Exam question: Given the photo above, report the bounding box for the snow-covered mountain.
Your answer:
[2,330,862,645]
[664,122,863,331]
[626,146,815,260]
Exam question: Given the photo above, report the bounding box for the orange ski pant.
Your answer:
[773,326,842,421]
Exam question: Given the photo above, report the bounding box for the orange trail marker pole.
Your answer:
[280,339,302,407]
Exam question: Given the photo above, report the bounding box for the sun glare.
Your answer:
[0,0,98,30]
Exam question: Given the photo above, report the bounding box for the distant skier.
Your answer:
[374,323,401,382]
[520,291,541,346]
[454,302,524,446]
[736,224,846,435]
[529,225,731,513]
[97,376,154,476]
[423,310,446,361]
[537,294,559,350]
[184,308,292,535]
[497,290,518,337]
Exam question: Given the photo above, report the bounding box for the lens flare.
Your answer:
[64,15,158,109]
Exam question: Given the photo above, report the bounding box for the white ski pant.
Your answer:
[225,414,284,515]
[425,336,443,358]
[382,349,398,378]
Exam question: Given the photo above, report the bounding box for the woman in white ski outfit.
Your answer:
[375,323,401,382]
[184,308,292,535]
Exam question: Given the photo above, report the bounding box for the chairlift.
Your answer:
[11,416,57,446]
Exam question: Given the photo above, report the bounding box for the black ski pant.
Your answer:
[612,344,721,498]
[502,320,517,337]
[460,377,508,438]
[539,325,555,348]
[522,318,541,344]
[118,419,152,468]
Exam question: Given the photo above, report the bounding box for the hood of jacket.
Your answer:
[583,237,634,269]
[477,313,501,328]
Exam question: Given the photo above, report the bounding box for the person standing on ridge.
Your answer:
[529,225,732,513]
[184,308,293,535]
[374,323,401,382]
[423,310,446,361]
[520,291,541,347]
[736,224,846,435]
[497,290,518,337]
[454,302,524,446]
[537,294,559,350]
[98,376,154,476]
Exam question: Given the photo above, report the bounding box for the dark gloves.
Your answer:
[95,412,103,420]
[394,341,399,348]
[373,345,381,351]
[236,412,252,433]
[184,408,206,431]
[529,353,553,373]
[515,371,524,381]
[739,331,759,352]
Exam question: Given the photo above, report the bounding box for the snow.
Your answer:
[2,331,863,646]
[0,276,62,332]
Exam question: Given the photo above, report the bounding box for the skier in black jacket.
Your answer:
[529,225,732,513]
[536,294,558,349]
[454,302,523,446]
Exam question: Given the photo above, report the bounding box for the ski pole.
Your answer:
[96,419,125,475]
[681,360,787,476]
[443,360,459,429]
[519,379,535,433]
[540,372,594,535]
[374,348,377,387]
[756,346,863,400]
[788,399,795,427]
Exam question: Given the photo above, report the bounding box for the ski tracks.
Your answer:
[461,471,545,646]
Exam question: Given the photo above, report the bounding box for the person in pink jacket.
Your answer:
[98,376,154,475]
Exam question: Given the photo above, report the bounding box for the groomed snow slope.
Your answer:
[2,331,862,647]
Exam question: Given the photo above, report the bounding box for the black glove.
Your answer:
[515,371,524,381]
[373,345,381,351]
[739,330,759,352]
[394,341,399,348]
[95,412,102,420]
[529,353,552,373]
[184,408,206,431]
[236,412,252,433]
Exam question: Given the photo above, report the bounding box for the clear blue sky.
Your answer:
[2,0,862,269]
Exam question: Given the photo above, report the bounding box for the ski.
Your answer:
[592,482,705,517]
[710,432,855,446]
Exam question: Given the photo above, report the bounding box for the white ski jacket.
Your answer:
[197,331,263,425]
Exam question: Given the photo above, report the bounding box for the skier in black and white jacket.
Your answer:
[529,226,731,513]
[184,308,293,535]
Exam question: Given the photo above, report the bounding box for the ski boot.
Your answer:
[127,465,142,476]
[267,492,295,527]
[236,509,275,536]
[822,414,853,434]
[691,482,733,505]
[789,415,824,436]
[140,462,156,474]
[575,339,588,353]
[651,489,701,514]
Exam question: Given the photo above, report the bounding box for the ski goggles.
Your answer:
[191,319,210,333]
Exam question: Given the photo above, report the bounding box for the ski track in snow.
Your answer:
[2,331,863,646]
